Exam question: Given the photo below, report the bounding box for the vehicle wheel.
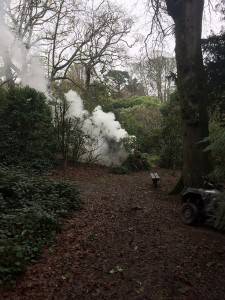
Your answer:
[180,203,200,225]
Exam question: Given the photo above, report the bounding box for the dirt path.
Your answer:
[1,164,225,300]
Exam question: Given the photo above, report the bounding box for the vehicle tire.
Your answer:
[180,203,200,225]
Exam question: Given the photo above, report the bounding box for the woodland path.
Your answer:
[1,164,225,300]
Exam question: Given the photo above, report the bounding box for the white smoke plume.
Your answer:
[0,3,48,92]
[20,56,48,93]
[66,90,88,119]
[0,4,129,166]
[65,90,129,166]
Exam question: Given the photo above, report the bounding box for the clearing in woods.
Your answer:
[1,164,225,300]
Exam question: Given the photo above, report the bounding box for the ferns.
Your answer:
[204,128,225,228]
[203,128,225,181]
[214,198,225,229]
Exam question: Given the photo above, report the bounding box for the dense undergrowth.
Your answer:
[110,152,151,174]
[0,167,81,286]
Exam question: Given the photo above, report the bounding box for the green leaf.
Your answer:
[116,265,124,272]
[207,261,216,267]
[109,265,124,274]
[62,272,71,280]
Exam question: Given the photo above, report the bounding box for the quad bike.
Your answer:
[180,178,224,225]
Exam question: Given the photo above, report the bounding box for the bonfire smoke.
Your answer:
[65,90,129,166]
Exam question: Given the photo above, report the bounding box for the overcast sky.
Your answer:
[114,0,224,57]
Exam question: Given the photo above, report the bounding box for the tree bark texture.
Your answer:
[165,0,212,187]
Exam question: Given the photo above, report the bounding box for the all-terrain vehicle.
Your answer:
[180,178,224,225]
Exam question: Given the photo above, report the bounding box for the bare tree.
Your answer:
[130,52,176,102]
[79,1,134,88]
[6,0,56,48]
[1,0,134,90]
[0,0,57,84]
[147,53,176,103]
[46,0,134,85]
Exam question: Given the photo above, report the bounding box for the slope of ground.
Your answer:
[1,164,225,300]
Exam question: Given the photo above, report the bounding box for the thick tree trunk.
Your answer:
[165,0,212,187]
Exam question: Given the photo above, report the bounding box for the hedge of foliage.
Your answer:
[0,167,81,285]
[0,87,56,171]
[122,152,151,172]
[104,96,162,153]
[105,95,160,110]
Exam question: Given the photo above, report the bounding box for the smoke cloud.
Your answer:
[65,90,129,166]
[0,4,129,166]
[0,3,48,92]
[20,56,48,93]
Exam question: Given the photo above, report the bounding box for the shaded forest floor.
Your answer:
[1,164,225,300]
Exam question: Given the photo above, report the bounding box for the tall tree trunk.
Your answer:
[165,0,212,187]
[85,66,91,88]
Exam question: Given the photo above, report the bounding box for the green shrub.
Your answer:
[110,166,131,175]
[159,92,182,169]
[0,167,81,285]
[209,196,225,229]
[106,96,160,110]
[103,96,162,153]
[122,152,151,172]
[149,154,160,167]
[117,104,162,152]
[204,128,225,181]
[159,138,182,169]
[203,127,225,229]
[0,87,56,171]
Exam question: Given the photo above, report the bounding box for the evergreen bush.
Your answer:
[110,166,131,175]
[159,92,182,169]
[0,87,56,171]
[122,152,151,172]
[203,128,225,229]
[0,167,81,285]
[204,128,225,181]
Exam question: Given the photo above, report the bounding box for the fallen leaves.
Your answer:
[109,266,124,274]
[2,165,225,300]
